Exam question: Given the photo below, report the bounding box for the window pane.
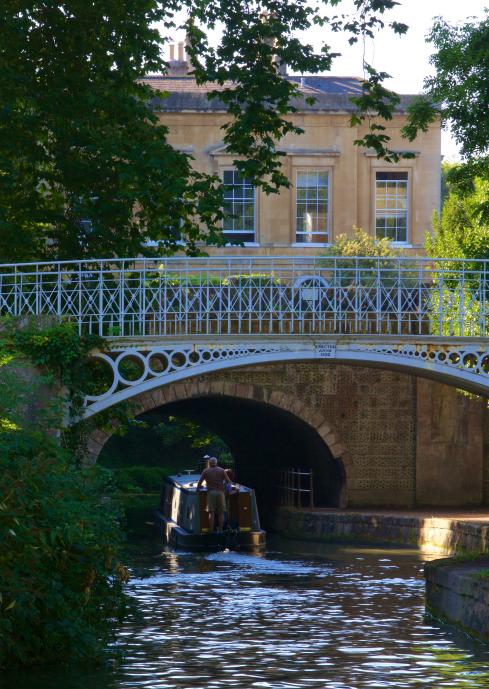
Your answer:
[223,231,255,243]
[376,171,408,181]
[222,169,255,241]
[295,169,329,243]
[296,232,328,244]
[375,171,408,242]
[316,214,327,231]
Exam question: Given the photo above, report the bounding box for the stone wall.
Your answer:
[425,558,489,639]
[88,359,487,509]
[483,406,489,504]
[196,363,487,507]
[416,380,484,506]
[274,508,489,555]
[159,108,440,252]
[194,362,417,507]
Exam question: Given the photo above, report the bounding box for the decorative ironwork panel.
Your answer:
[1,256,489,338]
[82,337,489,418]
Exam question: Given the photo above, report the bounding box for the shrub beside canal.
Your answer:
[0,434,129,667]
[0,322,129,668]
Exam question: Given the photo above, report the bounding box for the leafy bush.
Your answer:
[0,433,129,667]
[322,227,397,258]
[426,172,489,336]
[114,466,170,493]
[427,177,489,266]
[319,228,412,289]
[0,323,129,668]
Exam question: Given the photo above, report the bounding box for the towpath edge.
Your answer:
[272,507,489,640]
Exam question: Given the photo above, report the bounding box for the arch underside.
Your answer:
[84,337,489,418]
[87,381,351,511]
[149,395,346,516]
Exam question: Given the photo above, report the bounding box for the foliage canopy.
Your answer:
[427,176,489,264]
[1,0,417,262]
[407,11,489,202]
[101,412,233,494]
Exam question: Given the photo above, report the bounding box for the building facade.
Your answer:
[144,56,441,256]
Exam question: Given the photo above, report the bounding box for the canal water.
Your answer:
[7,537,489,689]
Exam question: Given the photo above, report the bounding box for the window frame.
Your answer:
[374,169,410,245]
[221,168,258,246]
[293,168,331,246]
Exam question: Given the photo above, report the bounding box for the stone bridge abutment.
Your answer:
[86,379,350,513]
[4,256,489,509]
[85,360,488,510]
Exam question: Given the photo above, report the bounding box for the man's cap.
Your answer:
[209,456,218,465]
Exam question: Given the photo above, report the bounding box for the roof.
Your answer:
[167,473,250,492]
[142,75,416,114]
[169,473,200,486]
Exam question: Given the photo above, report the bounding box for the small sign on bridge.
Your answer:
[315,343,336,359]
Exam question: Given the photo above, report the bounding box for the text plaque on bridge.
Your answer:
[315,343,336,359]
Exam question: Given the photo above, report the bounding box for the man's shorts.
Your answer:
[206,490,226,514]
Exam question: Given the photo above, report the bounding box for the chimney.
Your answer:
[167,42,189,76]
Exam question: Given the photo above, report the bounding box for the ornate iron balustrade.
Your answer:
[1,255,489,338]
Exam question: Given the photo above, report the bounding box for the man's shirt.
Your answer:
[198,467,230,492]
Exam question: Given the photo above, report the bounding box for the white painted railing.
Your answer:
[1,255,488,337]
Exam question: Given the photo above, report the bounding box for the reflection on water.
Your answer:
[6,537,489,689]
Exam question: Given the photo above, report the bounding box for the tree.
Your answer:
[1,1,412,263]
[0,1,228,262]
[426,14,489,163]
[427,176,489,263]
[424,172,489,337]
[405,12,489,204]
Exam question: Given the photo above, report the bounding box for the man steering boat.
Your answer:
[196,456,230,533]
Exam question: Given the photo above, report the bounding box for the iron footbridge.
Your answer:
[1,255,489,413]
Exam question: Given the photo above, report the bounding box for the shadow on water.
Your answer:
[4,536,489,689]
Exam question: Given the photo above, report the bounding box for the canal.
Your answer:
[8,537,489,689]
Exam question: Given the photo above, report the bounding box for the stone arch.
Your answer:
[83,341,489,419]
[84,379,351,506]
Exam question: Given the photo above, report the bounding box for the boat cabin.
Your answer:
[156,472,266,550]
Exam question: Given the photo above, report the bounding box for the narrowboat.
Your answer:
[155,472,266,550]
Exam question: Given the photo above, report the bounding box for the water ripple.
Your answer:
[7,538,489,689]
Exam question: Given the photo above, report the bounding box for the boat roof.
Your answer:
[169,473,201,486]
[167,473,251,492]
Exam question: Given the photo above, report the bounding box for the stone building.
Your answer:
[143,48,441,255]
